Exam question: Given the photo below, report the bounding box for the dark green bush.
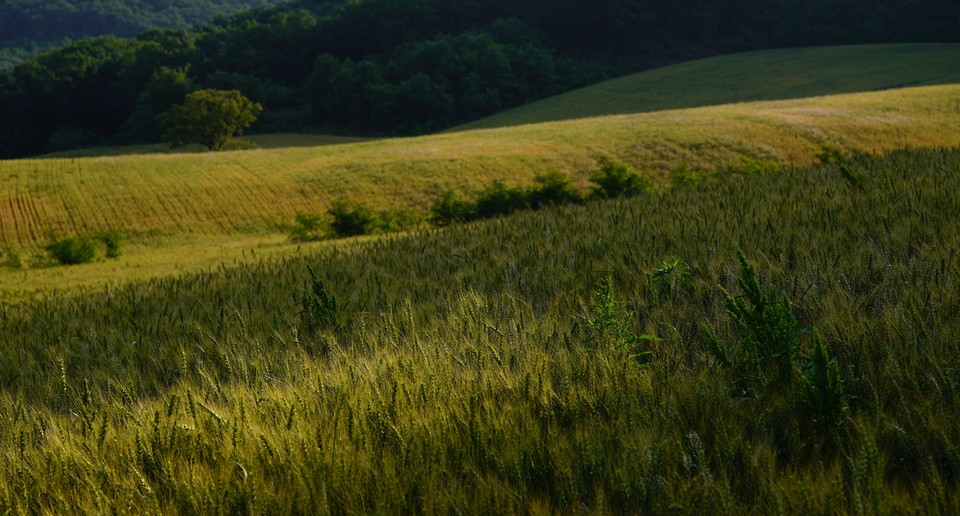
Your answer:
[0,245,22,269]
[474,180,527,219]
[796,336,849,431]
[290,213,327,242]
[816,144,846,165]
[328,201,378,237]
[46,236,97,265]
[375,207,422,232]
[589,158,649,198]
[95,229,122,258]
[725,155,778,176]
[429,188,475,226]
[669,163,706,188]
[526,171,583,208]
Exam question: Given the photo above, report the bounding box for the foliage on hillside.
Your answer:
[0,0,286,67]
[1,0,959,157]
[0,148,958,511]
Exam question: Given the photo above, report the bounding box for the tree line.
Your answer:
[0,0,286,66]
[0,0,958,158]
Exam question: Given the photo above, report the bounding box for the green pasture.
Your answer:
[456,43,960,130]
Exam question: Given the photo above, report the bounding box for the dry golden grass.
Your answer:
[1,85,958,247]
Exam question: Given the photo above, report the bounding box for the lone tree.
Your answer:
[159,89,262,150]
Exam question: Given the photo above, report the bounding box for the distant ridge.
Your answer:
[453,44,960,131]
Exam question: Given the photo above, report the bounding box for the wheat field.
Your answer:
[0,148,958,512]
[1,84,958,249]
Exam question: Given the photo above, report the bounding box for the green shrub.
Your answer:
[589,158,649,198]
[46,236,98,265]
[526,171,583,208]
[95,229,122,259]
[701,250,851,452]
[474,180,527,219]
[328,200,377,237]
[725,155,778,176]
[816,144,846,165]
[290,212,328,242]
[429,188,475,226]
[0,245,22,269]
[669,163,706,188]
[375,207,422,232]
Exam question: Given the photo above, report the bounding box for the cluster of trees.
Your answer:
[1,0,958,157]
[0,0,285,67]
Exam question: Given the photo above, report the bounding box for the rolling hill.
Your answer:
[0,82,958,299]
[2,44,960,300]
[454,44,960,130]
[2,83,958,247]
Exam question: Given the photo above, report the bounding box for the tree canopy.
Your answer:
[0,0,287,67]
[159,89,262,150]
[0,0,957,157]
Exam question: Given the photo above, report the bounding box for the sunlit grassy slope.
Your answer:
[454,43,960,130]
[1,84,959,250]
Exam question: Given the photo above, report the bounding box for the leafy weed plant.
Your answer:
[586,276,656,363]
[650,257,692,301]
[701,249,809,395]
[299,265,338,336]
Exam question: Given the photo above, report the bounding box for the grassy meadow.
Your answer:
[1,82,960,300]
[1,148,959,512]
[455,43,960,130]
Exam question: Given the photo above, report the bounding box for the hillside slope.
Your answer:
[0,84,958,250]
[1,147,959,512]
[454,44,960,130]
